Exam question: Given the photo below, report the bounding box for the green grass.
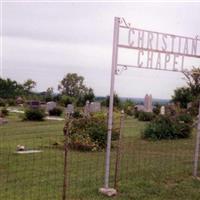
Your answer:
[0,113,200,200]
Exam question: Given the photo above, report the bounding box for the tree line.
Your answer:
[1,68,200,111]
[0,73,95,106]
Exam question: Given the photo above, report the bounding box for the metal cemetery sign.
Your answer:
[118,23,200,72]
[103,17,200,190]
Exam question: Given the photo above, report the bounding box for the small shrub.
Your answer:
[142,115,192,140]
[24,108,45,121]
[49,107,63,116]
[138,111,155,121]
[1,107,9,117]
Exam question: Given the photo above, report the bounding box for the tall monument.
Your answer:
[144,94,153,112]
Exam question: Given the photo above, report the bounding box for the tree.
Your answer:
[58,73,89,97]
[45,87,54,102]
[60,95,75,107]
[172,67,200,108]
[104,93,121,108]
[0,78,24,99]
[23,79,36,93]
[183,67,200,97]
[122,99,135,116]
[76,88,95,106]
[58,73,94,104]
[172,87,193,109]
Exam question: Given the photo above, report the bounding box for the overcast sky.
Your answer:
[1,1,200,99]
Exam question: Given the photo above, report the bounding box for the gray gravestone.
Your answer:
[89,102,101,113]
[66,104,74,114]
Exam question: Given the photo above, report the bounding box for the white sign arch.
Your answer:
[104,17,200,190]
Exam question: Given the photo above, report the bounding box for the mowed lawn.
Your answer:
[0,112,200,200]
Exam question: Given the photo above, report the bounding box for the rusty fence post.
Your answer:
[62,118,70,200]
[114,110,124,190]
[193,102,200,178]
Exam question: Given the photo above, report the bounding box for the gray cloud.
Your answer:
[1,2,200,98]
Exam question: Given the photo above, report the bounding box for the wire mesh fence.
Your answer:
[0,111,200,200]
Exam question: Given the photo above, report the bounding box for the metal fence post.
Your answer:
[114,110,124,190]
[62,119,70,200]
[193,102,200,178]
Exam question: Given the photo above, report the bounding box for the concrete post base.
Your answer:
[99,188,117,197]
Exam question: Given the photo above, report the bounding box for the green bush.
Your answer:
[177,113,193,124]
[142,115,192,140]
[1,107,9,117]
[49,107,63,116]
[138,111,155,121]
[68,115,119,151]
[24,108,45,121]
[175,122,192,139]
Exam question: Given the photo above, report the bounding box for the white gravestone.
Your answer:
[160,106,165,115]
[46,101,57,111]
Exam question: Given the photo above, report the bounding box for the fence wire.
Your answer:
[0,112,200,200]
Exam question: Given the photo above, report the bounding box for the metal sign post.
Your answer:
[104,17,120,189]
[99,17,120,196]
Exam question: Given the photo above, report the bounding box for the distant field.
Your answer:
[0,112,200,200]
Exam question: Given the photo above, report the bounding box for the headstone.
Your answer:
[160,106,165,115]
[144,94,153,112]
[135,105,145,111]
[187,102,192,109]
[89,102,101,113]
[84,100,90,116]
[66,104,74,114]
[27,100,41,109]
[46,101,57,111]
[16,97,24,105]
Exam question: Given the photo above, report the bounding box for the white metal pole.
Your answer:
[104,17,120,189]
[193,102,200,177]
[0,0,3,78]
